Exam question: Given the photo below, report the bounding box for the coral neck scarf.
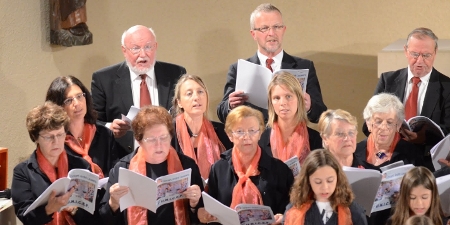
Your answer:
[270,122,310,163]
[176,114,225,179]
[65,123,104,178]
[230,146,263,209]
[284,201,352,225]
[366,132,401,164]
[127,147,189,225]
[36,147,76,225]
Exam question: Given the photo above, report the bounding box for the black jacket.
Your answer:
[98,149,204,225]
[11,151,97,225]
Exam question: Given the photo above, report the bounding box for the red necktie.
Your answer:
[266,58,274,72]
[140,74,152,107]
[405,77,421,120]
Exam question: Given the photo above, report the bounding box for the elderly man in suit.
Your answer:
[371,27,450,172]
[91,25,186,152]
[217,3,327,123]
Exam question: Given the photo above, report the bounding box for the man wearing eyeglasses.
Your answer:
[370,27,450,171]
[216,3,326,124]
[91,25,186,152]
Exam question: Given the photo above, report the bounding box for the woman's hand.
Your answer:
[108,183,129,212]
[182,184,201,208]
[45,187,76,215]
[198,207,217,223]
[271,213,283,224]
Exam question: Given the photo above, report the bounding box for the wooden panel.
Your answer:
[0,148,7,190]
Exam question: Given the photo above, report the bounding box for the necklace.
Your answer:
[77,137,83,142]
[192,134,198,138]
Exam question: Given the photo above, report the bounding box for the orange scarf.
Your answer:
[127,147,189,225]
[36,147,76,225]
[366,132,401,164]
[284,201,352,225]
[176,114,225,179]
[65,123,104,178]
[270,122,310,163]
[230,146,264,209]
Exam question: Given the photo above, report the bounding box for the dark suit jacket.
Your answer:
[11,151,98,225]
[91,61,186,152]
[374,67,450,135]
[364,68,450,136]
[216,51,327,123]
[258,127,323,158]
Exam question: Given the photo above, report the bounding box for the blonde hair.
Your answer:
[267,71,308,127]
[225,106,264,136]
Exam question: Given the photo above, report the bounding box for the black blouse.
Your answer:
[207,149,294,216]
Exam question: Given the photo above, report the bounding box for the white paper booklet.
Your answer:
[202,192,275,225]
[121,105,140,124]
[401,116,444,139]
[284,156,301,177]
[343,167,382,216]
[118,168,191,212]
[371,164,414,213]
[235,59,309,109]
[431,135,450,171]
[24,169,99,215]
[98,177,109,190]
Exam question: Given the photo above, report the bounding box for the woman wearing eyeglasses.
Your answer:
[356,93,423,225]
[45,76,127,178]
[355,93,422,170]
[197,106,294,224]
[318,109,365,168]
[99,106,204,225]
[259,71,322,164]
[12,102,98,225]
[170,74,227,180]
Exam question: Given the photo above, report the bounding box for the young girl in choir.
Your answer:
[387,167,447,225]
[284,149,367,225]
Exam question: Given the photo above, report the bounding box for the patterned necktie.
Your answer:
[140,74,152,107]
[266,58,274,72]
[404,77,421,120]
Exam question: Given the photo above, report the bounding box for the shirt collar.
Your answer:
[129,66,156,81]
[407,65,432,84]
[257,50,284,68]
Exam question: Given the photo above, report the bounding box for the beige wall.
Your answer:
[1,0,450,187]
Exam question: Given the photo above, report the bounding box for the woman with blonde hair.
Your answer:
[260,71,322,164]
[318,109,364,168]
[284,149,367,225]
[387,167,446,225]
[171,74,227,179]
[198,106,294,224]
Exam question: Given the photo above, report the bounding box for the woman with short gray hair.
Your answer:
[356,93,422,168]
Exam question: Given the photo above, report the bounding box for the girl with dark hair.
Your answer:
[387,167,447,225]
[284,149,367,225]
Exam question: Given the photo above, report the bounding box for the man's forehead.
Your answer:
[254,11,283,24]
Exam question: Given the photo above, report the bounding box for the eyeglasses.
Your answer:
[253,25,285,33]
[63,93,86,106]
[39,132,66,142]
[126,43,155,55]
[231,129,260,138]
[372,120,397,130]
[142,134,171,145]
[333,131,357,140]
[407,51,434,60]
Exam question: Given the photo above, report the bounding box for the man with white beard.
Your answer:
[91,25,186,152]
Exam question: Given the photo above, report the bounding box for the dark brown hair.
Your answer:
[45,75,97,124]
[26,101,70,142]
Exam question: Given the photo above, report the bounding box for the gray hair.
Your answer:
[250,3,282,30]
[318,109,358,138]
[121,26,156,46]
[405,27,438,51]
[363,93,404,123]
